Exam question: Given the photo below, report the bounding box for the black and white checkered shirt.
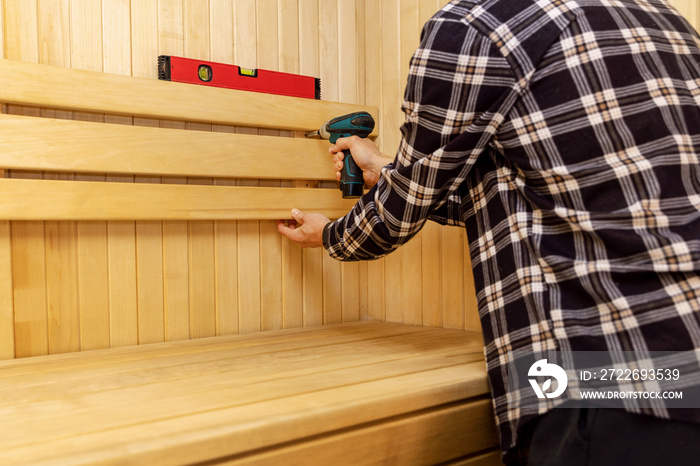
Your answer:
[324,0,700,457]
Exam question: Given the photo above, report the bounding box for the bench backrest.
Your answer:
[0,59,377,220]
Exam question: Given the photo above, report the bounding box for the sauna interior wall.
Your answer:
[1,0,697,360]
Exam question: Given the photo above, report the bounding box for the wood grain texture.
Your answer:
[0,178,358,221]
[0,322,493,465]
[0,0,484,360]
[0,114,340,181]
[0,57,378,133]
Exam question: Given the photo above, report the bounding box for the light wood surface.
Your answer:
[0,322,494,465]
[0,114,337,180]
[0,0,485,361]
[0,178,358,221]
[0,58,378,134]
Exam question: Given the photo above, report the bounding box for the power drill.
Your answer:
[306,111,375,199]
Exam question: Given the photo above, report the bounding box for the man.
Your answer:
[278,1,700,463]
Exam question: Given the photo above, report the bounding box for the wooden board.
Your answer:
[0,178,358,221]
[0,114,337,180]
[0,322,493,465]
[230,399,498,465]
[0,58,378,134]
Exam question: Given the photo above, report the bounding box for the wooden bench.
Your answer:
[0,59,500,465]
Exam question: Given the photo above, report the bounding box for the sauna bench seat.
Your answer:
[0,321,500,465]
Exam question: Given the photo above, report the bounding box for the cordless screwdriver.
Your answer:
[306,111,375,199]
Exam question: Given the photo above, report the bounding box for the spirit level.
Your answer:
[158,55,321,100]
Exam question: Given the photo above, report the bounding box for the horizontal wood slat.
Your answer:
[0,114,336,180]
[230,399,498,466]
[0,322,493,465]
[0,178,358,220]
[0,58,378,134]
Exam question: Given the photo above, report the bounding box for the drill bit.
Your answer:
[305,130,320,138]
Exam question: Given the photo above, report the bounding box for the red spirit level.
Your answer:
[158,55,320,100]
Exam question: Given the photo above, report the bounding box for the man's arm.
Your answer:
[281,9,516,260]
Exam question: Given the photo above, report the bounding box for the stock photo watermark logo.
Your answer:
[528,358,568,399]
[510,351,700,410]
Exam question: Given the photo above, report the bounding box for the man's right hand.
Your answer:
[330,136,394,188]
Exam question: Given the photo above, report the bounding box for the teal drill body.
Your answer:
[308,111,375,199]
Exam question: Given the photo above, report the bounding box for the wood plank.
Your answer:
[0,323,488,447]
[338,0,361,323]
[0,58,378,133]
[2,0,39,63]
[38,0,79,357]
[107,221,138,348]
[0,220,13,360]
[225,399,497,465]
[10,221,49,358]
[442,226,466,329]
[363,0,387,323]
[0,179,358,221]
[71,0,111,353]
[45,220,79,354]
[257,0,284,332]
[233,0,261,336]
[0,322,417,375]
[209,0,237,337]
[215,220,239,335]
[297,0,324,328]
[319,1,343,325]
[0,114,339,181]
[0,327,482,398]
[136,218,165,345]
[279,0,304,329]
[0,2,8,361]
[0,359,489,465]
[422,221,442,327]
[101,0,138,350]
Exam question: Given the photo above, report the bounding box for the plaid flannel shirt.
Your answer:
[324,0,700,457]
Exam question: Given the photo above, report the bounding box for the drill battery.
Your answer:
[158,55,321,100]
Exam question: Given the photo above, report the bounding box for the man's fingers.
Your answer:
[291,208,303,224]
[277,219,302,242]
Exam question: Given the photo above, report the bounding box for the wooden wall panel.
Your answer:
[0,0,485,360]
[669,0,699,30]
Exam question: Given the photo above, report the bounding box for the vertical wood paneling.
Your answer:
[0,0,487,359]
[4,1,47,359]
[279,0,304,329]
[40,0,79,355]
[298,0,324,327]
[184,0,217,339]
[11,222,48,358]
[399,0,423,326]
[363,0,386,323]
[210,0,238,336]
[0,0,11,360]
[158,0,190,342]
[103,0,138,348]
[257,0,284,332]
[338,0,361,323]
[133,0,164,345]
[235,0,262,334]
[319,1,342,325]
[380,0,404,324]
[0,220,13,360]
[71,0,111,351]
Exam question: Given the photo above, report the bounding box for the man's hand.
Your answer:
[277,208,330,248]
[330,136,394,188]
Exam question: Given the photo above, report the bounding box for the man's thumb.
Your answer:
[291,208,303,223]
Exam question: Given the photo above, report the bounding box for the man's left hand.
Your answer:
[277,209,330,248]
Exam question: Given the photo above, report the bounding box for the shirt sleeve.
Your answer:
[324,12,516,261]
